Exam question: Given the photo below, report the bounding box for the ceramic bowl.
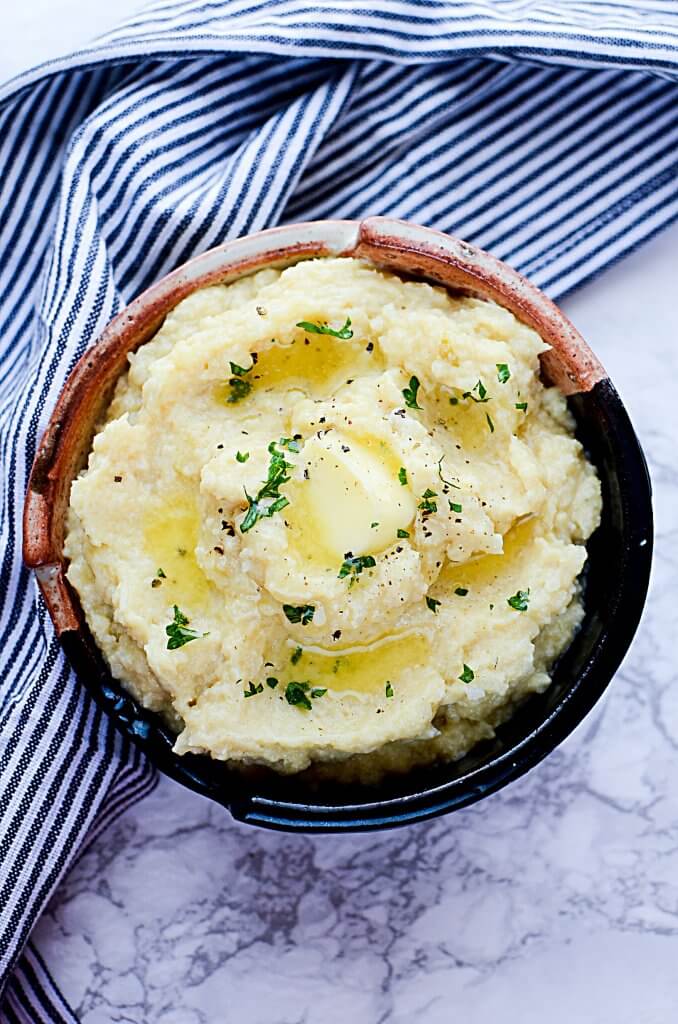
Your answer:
[23,217,653,832]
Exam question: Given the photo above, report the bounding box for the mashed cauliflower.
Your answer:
[65,258,601,776]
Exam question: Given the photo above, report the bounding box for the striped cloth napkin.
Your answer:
[1,1,676,1017]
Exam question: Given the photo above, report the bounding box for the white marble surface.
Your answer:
[5,5,678,1023]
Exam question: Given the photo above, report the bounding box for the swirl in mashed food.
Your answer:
[65,257,601,777]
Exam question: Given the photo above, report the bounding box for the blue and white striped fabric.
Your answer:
[0,0,676,1015]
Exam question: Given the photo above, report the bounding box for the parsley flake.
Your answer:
[296,316,353,339]
[459,664,475,683]
[227,378,251,403]
[229,361,249,376]
[244,681,264,698]
[397,528,410,538]
[515,401,528,412]
[454,587,469,597]
[310,688,327,699]
[236,451,249,463]
[385,682,394,698]
[463,379,490,403]
[266,676,279,689]
[157,568,166,578]
[225,360,256,404]
[284,681,313,711]
[278,436,301,453]
[371,521,379,529]
[338,553,376,583]
[486,412,495,433]
[290,646,303,665]
[240,439,296,533]
[507,588,530,611]
[165,605,208,650]
[283,604,315,625]
[402,375,422,409]
[449,501,462,514]
[398,466,408,486]
[426,596,441,613]
[496,363,511,384]
[418,488,437,514]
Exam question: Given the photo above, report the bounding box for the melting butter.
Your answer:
[441,516,538,590]
[143,496,209,607]
[271,633,430,695]
[214,334,384,405]
[284,432,416,567]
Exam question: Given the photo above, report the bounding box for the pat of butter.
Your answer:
[289,433,415,563]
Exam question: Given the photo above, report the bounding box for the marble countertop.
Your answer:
[5,7,678,1023]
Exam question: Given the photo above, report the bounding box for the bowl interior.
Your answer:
[25,219,653,832]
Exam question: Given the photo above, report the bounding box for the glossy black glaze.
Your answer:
[61,378,652,832]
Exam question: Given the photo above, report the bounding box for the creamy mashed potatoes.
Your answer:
[65,258,601,776]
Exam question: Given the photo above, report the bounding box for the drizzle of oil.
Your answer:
[214,334,384,405]
[441,516,538,590]
[143,496,209,608]
[269,632,429,695]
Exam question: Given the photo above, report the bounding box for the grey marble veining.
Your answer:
[30,224,678,1023]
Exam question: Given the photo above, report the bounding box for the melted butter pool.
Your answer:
[270,632,430,696]
[441,516,537,590]
[143,496,209,607]
[214,333,384,405]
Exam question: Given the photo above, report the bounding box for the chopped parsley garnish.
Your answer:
[283,604,315,625]
[449,501,462,514]
[459,664,475,683]
[371,521,379,529]
[284,681,312,710]
[385,682,394,698]
[515,401,528,412]
[165,605,208,650]
[278,436,301,452]
[236,451,249,463]
[311,688,327,699]
[296,316,353,339]
[402,375,422,409]
[507,588,530,611]
[418,488,437,514]
[496,363,511,384]
[225,360,255,403]
[244,681,264,698]
[397,528,410,538]
[486,413,495,433]
[454,587,468,596]
[338,553,377,583]
[266,676,279,689]
[152,567,167,587]
[240,439,296,533]
[229,361,249,376]
[426,596,441,613]
[226,378,251,403]
[290,646,303,665]
[398,466,408,486]
[463,379,490,404]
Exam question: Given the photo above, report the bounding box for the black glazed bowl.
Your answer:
[23,218,653,832]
